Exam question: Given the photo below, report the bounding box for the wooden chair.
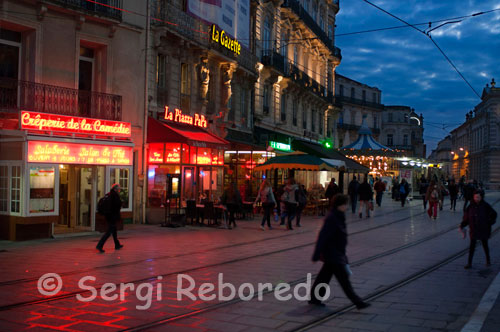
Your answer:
[202,202,215,226]
[186,200,197,225]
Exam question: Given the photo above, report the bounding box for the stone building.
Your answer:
[335,73,383,148]
[428,135,452,177]
[450,79,500,188]
[381,106,425,157]
[253,0,342,146]
[0,0,147,239]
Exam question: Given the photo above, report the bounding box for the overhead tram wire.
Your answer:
[359,0,482,99]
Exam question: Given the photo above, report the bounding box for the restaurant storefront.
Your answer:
[146,112,229,224]
[0,112,134,241]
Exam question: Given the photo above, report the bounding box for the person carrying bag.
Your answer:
[254,180,276,230]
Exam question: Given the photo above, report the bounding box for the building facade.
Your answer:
[0,0,147,240]
[428,135,452,177]
[381,106,425,158]
[335,73,383,148]
[450,79,500,188]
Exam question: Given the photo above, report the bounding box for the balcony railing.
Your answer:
[153,2,258,75]
[335,95,384,109]
[282,0,341,59]
[337,122,381,134]
[0,78,122,121]
[44,0,123,21]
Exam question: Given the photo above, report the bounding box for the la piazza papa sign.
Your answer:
[211,25,241,56]
[163,106,207,128]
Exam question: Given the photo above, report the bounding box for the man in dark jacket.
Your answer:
[460,190,497,268]
[399,178,410,207]
[374,178,386,207]
[419,178,429,210]
[96,184,123,253]
[347,176,359,214]
[463,180,476,212]
[310,195,369,309]
[325,178,341,205]
[448,179,459,211]
[357,178,373,218]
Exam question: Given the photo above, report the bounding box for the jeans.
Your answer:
[97,217,121,249]
[468,239,491,265]
[401,194,408,207]
[285,202,297,229]
[423,198,428,209]
[310,262,362,305]
[261,203,273,227]
[350,195,357,213]
[296,204,305,226]
[428,201,438,218]
[376,192,383,206]
[226,203,238,227]
[450,197,457,210]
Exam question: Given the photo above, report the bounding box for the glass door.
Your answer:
[182,166,195,203]
[75,166,93,229]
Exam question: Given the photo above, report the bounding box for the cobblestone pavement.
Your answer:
[1,193,500,332]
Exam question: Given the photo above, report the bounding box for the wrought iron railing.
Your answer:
[335,95,384,109]
[0,78,122,121]
[153,2,258,75]
[282,0,341,59]
[44,0,122,20]
[336,122,381,134]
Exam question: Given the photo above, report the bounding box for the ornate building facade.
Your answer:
[381,106,425,157]
[335,74,383,148]
[450,79,500,188]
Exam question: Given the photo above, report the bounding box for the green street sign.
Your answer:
[269,141,292,152]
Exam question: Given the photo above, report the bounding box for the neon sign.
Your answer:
[211,25,241,56]
[163,106,207,128]
[21,111,131,137]
[28,141,132,165]
[269,141,291,152]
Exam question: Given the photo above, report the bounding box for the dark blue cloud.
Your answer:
[335,0,500,153]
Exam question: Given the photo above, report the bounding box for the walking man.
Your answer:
[374,178,386,207]
[309,194,370,309]
[96,184,123,253]
[347,176,359,214]
[448,179,459,211]
[461,190,497,269]
[282,178,299,230]
[399,178,410,207]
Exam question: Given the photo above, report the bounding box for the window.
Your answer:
[372,92,377,103]
[404,114,408,123]
[362,90,366,101]
[11,166,21,213]
[319,111,323,135]
[328,23,334,40]
[319,8,324,30]
[312,0,317,21]
[293,46,298,65]
[263,16,272,53]
[280,94,287,122]
[350,87,355,98]
[310,109,316,132]
[156,54,168,104]
[240,88,247,125]
[387,134,394,146]
[339,84,344,96]
[110,167,132,210]
[0,29,21,79]
[79,46,94,91]
[29,166,56,214]
[180,63,190,95]
[281,32,288,58]
[350,112,355,125]
[373,115,377,129]
[292,99,298,126]
[388,113,393,122]
[302,107,307,129]
[263,84,270,114]
[338,112,344,124]
[411,131,415,141]
[0,166,7,212]
[403,134,409,146]
[327,117,331,137]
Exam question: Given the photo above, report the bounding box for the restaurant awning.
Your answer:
[254,153,340,172]
[292,139,369,172]
[147,117,230,150]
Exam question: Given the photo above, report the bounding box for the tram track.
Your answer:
[0,198,433,288]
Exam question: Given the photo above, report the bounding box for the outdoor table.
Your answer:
[318,199,329,216]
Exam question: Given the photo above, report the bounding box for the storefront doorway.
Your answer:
[55,165,105,234]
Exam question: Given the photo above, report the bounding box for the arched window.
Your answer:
[263,16,272,53]
[281,31,288,58]
[293,46,298,65]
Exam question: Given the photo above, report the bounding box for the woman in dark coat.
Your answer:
[448,180,459,211]
[460,190,497,269]
[357,178,373,218]
[309,195,370,309]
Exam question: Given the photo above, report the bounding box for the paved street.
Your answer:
[1,193,500,332]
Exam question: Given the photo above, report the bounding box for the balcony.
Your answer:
[282,0,341,59]
[43,0,122,21]
[261,50,288,75]
[153,2,257,75]
[336,95,384,110]
[0,78,122,121]
[337,122,381,134]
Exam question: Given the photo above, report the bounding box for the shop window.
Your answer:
[29,166,56,213]
[110,167,131,209]
[181,144,190,164]
[0,166,7,212]
[149,143,165,164]
[11,166,21,213]
[190,146,197,164]
[165,143,181,163]
[197,148,212,165]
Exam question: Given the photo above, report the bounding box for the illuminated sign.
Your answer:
[149,144,164,163]
[163,106,207,128]
[211,25,241,56]
[28,141,132,165]
[322,139,334,149]
[269,141,291,152]
[21,111,131,137]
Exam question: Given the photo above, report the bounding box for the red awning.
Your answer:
[147,117,230,150]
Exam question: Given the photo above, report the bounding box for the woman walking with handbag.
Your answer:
[254,180,276,230]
